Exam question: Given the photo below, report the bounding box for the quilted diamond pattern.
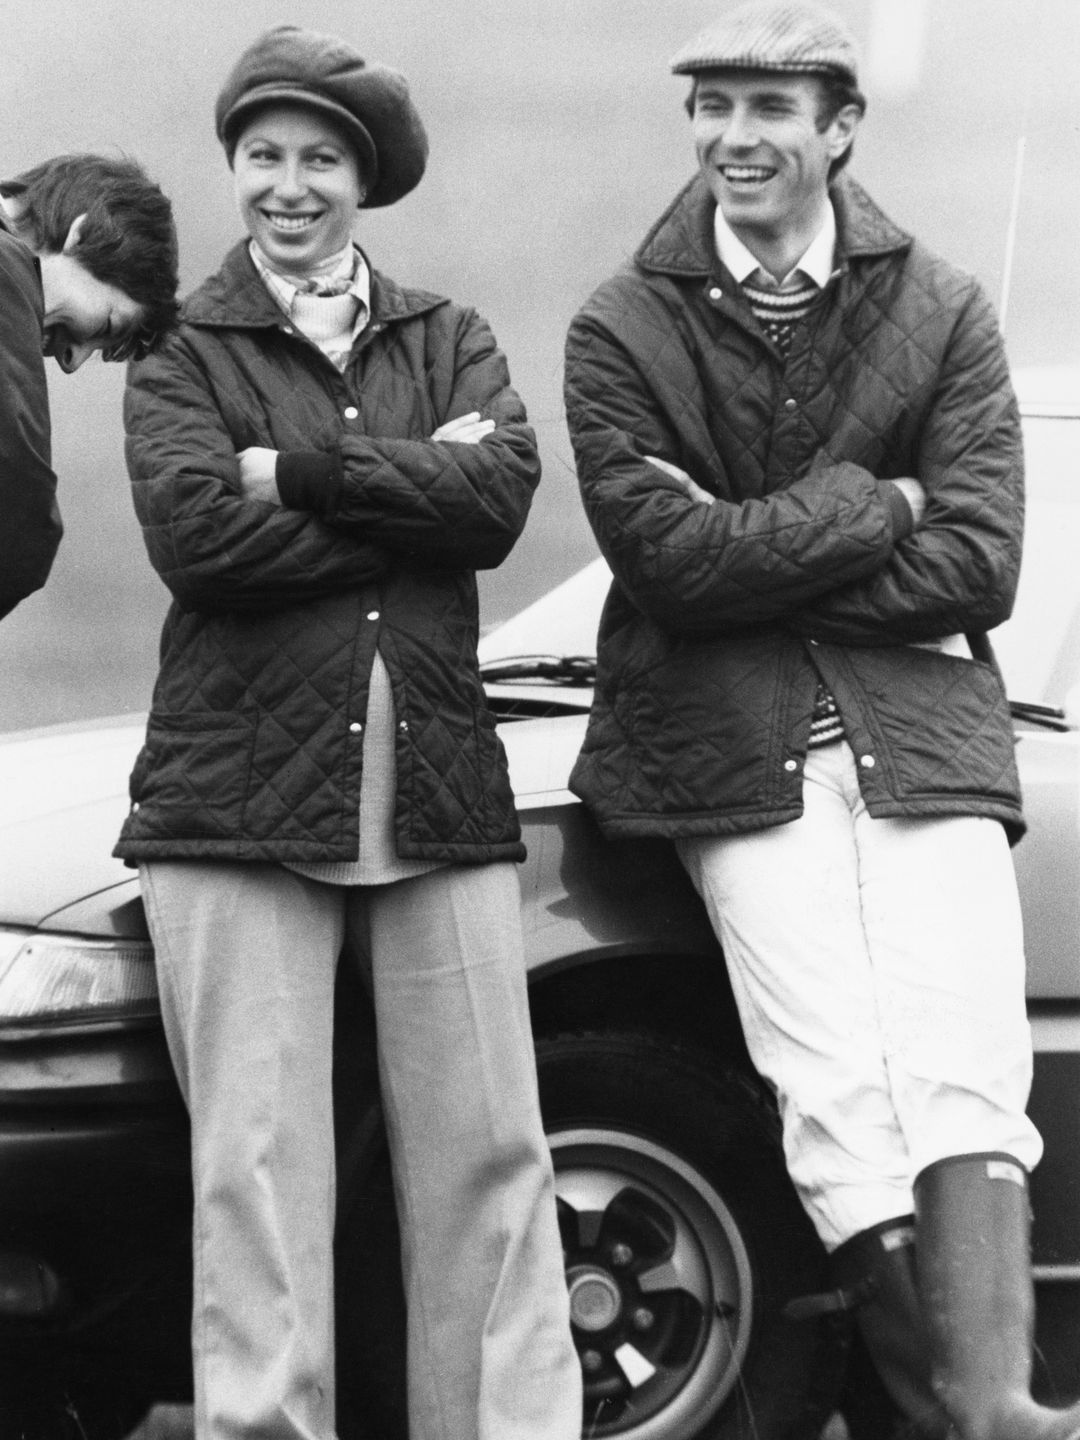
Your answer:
[565,175,1024,842]
[116,245,534,864]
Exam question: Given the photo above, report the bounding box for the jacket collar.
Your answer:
[635,172,912,281]
[182,239,446,330]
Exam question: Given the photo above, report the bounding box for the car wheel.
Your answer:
[335,1030,846,1440]
[539,1031,846,1440]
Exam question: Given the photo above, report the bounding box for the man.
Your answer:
[564,3,1080,1437]
[0,154,177,620]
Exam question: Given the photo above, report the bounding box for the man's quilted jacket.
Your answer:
[564,174,1025,841]
[115,242,537,864]
[0,220,61,621]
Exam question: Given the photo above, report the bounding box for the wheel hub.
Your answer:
[567,1266,623,1332]
[553,1130,757,1440]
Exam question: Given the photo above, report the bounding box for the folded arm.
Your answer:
[124,340,390,614]
[256,308,540,572]
[564,312,910,636]
[787,287,1023,646]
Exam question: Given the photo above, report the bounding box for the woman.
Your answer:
[115,25,581,1440]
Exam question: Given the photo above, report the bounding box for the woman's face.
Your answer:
[232,105,364,275]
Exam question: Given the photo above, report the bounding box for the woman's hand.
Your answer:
[645,454,714,505]
[237,447,281,505]
[432,411,495,446]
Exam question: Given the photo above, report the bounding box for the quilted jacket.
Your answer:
[115,241,537,864]
[565,174,1025,841]
[0,219,61,621]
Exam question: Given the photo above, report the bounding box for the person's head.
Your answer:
[0,154,178,373]
[214,24,428,276]
[671,2,865,248]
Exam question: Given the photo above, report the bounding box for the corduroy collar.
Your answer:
[635,172,911,281]
[181,239,446,331]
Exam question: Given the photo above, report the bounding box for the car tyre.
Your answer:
[335,1029,846,1440]
[538,1030,846,1440]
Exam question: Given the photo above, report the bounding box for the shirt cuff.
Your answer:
[881,480,915,541]
[275,451,343,515]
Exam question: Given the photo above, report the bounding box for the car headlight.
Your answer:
[0,927,159,1033]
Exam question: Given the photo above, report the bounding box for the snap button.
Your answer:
[783,759,798,773]
[282,325,294,335]
[349,721,363,734]
[708,285,722,301]
[398,720,409,732]
[132,802,140,812]
[344,406,359,419]
[784,397,797,411]
[366,610,380,621]
[860,754,876,769]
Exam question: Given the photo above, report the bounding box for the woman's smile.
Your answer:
[232,106,364,274]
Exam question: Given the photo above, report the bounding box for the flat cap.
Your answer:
[215,25,428,208]
[671,0,860,89]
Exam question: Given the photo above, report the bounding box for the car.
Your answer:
[1,380,1078,1440]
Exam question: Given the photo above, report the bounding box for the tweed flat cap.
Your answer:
[671,0,860,88]
[215,25,428,208]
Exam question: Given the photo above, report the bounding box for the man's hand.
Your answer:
[432,411,495,445]
[645,454,714,505]
[237,447,281,505]
[891,477,927,526]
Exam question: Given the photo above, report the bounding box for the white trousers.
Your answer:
[677,741,1042,1251]
[139,860,582,1440]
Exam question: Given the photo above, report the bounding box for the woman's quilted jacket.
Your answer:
[115,243,537,864]
[564,174,1026,842]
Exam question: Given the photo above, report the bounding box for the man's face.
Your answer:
[692,71,857,248]
[37,252,147,374]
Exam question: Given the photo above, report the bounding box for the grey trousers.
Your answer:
[140,859,581,1440]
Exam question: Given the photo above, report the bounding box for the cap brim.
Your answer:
[221,86,380,200]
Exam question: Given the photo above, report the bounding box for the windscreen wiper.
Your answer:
[480,655,597,685]
[1010,700,1071,732]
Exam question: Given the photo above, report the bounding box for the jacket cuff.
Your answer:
[881,481,915,541]
[276,451,343,515]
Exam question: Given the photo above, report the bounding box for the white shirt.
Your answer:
[713,201,837,291]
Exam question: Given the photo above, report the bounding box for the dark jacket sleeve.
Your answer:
[277,308,540,571]
[788,284,1023,645]
[0,233,60,620]
[564,297,904,636]
[124,335,389,613]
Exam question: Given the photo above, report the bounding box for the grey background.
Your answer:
[1,0,1077,732]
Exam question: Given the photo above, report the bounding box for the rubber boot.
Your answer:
[830,1217,952,1439]
[915,1153,1080,1440]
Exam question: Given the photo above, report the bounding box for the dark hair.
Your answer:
[0,154,179,359]
[684,70,866,180]
[813,73,865,177]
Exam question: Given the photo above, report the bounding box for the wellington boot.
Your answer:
[830,1217,952,1439]
[915,1153,1080,1440]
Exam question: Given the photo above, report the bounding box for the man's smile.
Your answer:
[719,165,776,186]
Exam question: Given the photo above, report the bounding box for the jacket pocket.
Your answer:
[840,647,1021,809]
[130,710,257,840]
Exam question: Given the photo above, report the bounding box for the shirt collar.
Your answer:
[713,201,837,290]
[248,241,371,325]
